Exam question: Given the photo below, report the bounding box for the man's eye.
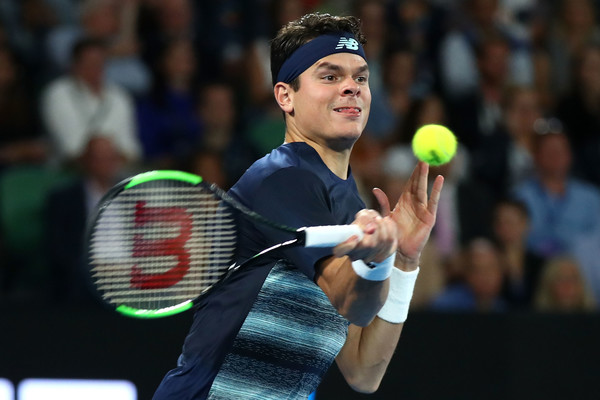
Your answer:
[323,75,335,81]
[356,76,368,83]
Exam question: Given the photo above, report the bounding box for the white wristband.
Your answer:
[377,267,419,324]
[351,253,395,281]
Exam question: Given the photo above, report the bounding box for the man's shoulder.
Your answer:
[570,179,600,200]
[104,82,134,104]
[237,144,323,185]
[42,76,75,97]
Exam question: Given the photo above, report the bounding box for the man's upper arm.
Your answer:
[251,167,340,280]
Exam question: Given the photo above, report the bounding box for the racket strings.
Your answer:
[89,182,236,310]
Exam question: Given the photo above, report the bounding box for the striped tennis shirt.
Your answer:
[153,142,365,400]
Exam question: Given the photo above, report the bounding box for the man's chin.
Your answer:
[327,133,362,152]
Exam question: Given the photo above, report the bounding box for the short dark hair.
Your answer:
[71,37,106,64]
[270,13,366,90]
[495,198,530,220]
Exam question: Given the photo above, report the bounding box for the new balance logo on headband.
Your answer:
[277,33,366,83]
[335,37,359,50]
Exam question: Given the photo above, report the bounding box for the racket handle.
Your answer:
[303,225,364,248]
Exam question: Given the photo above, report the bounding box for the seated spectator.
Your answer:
[492,198,545,309]
[137,0,195,67]
[45,136,127,306]
[195,82,255,186]
[544,0,600,98]
[41,38,141,165]
[136,37,201,169]
[571,227,600,305]
[513,131,600,258]
[556,44,600,186]
[439,0,533,99]
[430,238,508,312]
[533,255,596,312]
[502,86,544,187]
[45,0,150,93]
[428,147,495,261]
[447,34,514,198]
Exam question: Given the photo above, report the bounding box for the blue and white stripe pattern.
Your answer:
[207,261,349,399]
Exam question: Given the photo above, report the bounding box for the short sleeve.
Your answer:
[251,167,339,280]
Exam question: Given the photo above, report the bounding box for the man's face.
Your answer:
[287,52,371,150]
[73,47,106,88]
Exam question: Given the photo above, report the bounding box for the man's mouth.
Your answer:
[333,107,361,115]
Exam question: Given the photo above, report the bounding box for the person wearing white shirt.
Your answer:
[41,37,141,164]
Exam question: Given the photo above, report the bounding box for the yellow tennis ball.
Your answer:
[412,124,457,166]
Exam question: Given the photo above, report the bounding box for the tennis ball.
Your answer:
[411,124,457,166]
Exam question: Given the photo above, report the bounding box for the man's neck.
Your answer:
[540,175,567,195]
[284,131,352,179]
[76,77,103,95]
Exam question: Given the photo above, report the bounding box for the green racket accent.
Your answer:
[116,301,194,319]
[125,170,202,189]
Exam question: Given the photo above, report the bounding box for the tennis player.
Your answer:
[153,13,443,399]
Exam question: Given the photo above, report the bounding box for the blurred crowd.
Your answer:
[0,0,599,314]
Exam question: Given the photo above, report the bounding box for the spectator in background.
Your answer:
[194,1,257,83]
[513,131,600,258]
[428,147,495,267]
[430,238,507,312]
[492,198,545,309]
[0,45,47,168]
[45,0,150,94]
[387,0,446,95]
[45,136,126,305]
[364,44,417,141]
[0,0,57,86]
[195,82,254,186]
[572,227,600,305]
[41,38,140,165]
[244,0,307,158]
[353,0,388,94]
[448,35,515,198]
[245,0,307,106]
[502,86,544,187]
[545,0,600,98]
[187,149,228,190]
[438,0,533,99]
[138,0,195,67]
[136,38,201,169]
[533,255,596,312]
[556,44,600,187]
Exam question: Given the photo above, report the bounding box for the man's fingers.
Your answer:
[332,235,360,258]
[428,174,444,214]
[416,161,429,203]
[372,187,391,216]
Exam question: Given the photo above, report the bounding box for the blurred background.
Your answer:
[1,0,600,399]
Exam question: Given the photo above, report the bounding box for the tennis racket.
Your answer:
[86,170,363,319]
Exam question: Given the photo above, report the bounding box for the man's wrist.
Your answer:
[394,250,420,272]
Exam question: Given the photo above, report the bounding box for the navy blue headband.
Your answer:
[276,32,366,84]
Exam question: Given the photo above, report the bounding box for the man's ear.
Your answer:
[274,82,294,113]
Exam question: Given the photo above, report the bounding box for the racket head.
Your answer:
[85,170,238,319]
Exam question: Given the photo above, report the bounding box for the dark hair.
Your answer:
[495,198,530,220]
[71,37,107,64]
[270,13,366,90]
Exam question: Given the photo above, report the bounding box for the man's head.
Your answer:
[79,136,124,188]
[492,198,530,246]
[270,13,371,150]
[71,38,107,90]
[270,13,366,90]
[532,130,572,181]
